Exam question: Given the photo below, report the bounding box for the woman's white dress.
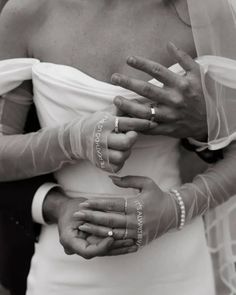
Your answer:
[1,59,216,295]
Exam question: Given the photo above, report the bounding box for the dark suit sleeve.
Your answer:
[0,174,55,236]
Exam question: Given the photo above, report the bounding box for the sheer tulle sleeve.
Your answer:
[178,142,236,292]
[0,59,116,181]
[187,0,236,150]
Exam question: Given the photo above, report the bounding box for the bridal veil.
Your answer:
[187,0,236,293]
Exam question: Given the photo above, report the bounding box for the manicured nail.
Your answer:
[114,96,122,107]
[127,56,137,65]
[111,74,121,84]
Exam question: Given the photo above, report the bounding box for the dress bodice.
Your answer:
[0,58,214,295]
[31,61,183,196]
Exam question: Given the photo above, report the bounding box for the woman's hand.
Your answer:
[75,176,178,248]
[69,111,157,173]
[111,42,207,140]
[57,197,137,259]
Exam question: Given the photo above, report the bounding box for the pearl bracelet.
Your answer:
[170,189,186,230]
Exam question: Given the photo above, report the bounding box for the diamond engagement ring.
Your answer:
[108,230,114,237]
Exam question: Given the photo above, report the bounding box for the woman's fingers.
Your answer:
[108,131,138,151]
[74,210,127,228]
[167,42,198,72]
[108,149,131,166]
[114,97,180,123]
[107,245,138,256]
[126,55,179,86]
[79,223,136,239]
[118,116,157,132]
[81,197,126,212]
[109,175,154,191]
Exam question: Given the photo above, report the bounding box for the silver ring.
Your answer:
[123,228,128,240]
[114,117,119,133]
[150,106,156,122]
[124,199,128,215]
[108,230,114,237]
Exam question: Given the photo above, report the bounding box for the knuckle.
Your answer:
[151,64,162,76]
[142,84,152,97]
[179,79,190,92]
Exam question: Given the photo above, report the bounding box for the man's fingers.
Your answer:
[74,210,127,228]
[111,74,169,105]
[107,245,138,256]
[114,96,153,120]
[126,55,179,86]
[167,42,198,72]
[118,116,157,132]
[114,97,180,123]
[108,131,138,151]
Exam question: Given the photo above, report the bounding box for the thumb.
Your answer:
[109,175,151,191]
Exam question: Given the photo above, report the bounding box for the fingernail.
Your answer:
[149,121,158,129]
[73,212,86,218]
[111,74,121,84]
[114,96,122,107]
[127,56,136,65]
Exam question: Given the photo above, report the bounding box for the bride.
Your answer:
[0,0,236,294]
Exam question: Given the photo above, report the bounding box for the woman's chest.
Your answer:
[30,1,195,82]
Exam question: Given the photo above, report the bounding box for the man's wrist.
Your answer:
[42,188,70,224]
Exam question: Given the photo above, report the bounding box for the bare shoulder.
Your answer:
[0,0,49,59]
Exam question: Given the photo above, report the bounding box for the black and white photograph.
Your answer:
[0,0,236,294]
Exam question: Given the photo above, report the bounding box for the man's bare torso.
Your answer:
[0,0,195,83]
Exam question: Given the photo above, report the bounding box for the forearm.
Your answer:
[178,141,236,222]
[0,124,76,181]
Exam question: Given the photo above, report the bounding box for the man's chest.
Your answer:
[29,2,195,82]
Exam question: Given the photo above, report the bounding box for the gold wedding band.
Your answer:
[150,105,156,122]
[115,117,119,133]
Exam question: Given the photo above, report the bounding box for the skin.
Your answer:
[0,0,206,258]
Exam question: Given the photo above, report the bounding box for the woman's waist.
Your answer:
[56,150,181,197]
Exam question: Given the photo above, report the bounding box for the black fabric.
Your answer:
[181,138,224,163]
[0,104,54,295]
